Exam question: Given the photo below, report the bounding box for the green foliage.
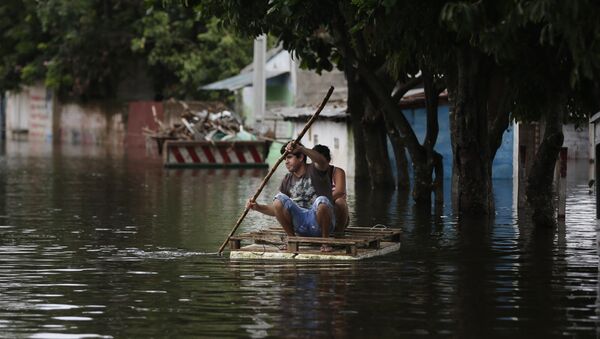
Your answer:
[0,0,254,102]
[132,2,253,99]
[33,1,146,100]
[0,0,48,92]
[202,0,600,124]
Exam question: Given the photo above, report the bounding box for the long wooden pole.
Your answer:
[218,86,334,255]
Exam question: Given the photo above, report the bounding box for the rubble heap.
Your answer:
[143,101,259,142]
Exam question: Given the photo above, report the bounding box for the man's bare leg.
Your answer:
[334,198,349,233]
[317,204,333,252]
[316,203,332,238]
[273,199,294,236]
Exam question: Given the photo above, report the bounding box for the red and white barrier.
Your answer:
[163,140,269,168]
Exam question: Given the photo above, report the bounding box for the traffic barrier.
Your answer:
[163,140,270,168]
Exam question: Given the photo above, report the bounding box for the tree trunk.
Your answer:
[413,68,444,206]
[344,64,369,181]
[450,48,494,215]
[487,69,512,160]
[390,133,410,190]
[332,9,439,199]
[362,97,394,188]
[526,107,564,228]
[356,60,442,205]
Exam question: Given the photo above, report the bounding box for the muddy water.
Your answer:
[0,141,598,338]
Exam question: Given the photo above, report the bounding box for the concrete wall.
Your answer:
[125,101,163,150]
[517,121,589,161]
[294,67,347,107]
[562,124,589,159]
[404,105,514,179]
[5,84,126,146]
[58,102,126,146]
[6,85,51,140]
[289,120,354,177]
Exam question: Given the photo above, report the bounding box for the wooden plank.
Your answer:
[344,228,401,242]
[230,242,401,260]
[286,236,369,245]
[231,227,399,257]
[229,239,241,250]
[285,236,370,257]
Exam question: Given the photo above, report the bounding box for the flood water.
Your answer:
[1,140,599,338]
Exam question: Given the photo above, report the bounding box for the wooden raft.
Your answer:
[229,226,401,260]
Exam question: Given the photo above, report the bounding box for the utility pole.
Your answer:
[252,34,266,128]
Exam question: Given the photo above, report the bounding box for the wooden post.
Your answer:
[596,144,600,219]
[518,144,528,209]
[557,147,567,219]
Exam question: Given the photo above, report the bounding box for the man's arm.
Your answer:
[287,143,329,171]
[246,199,276,216]
[332,167,347,201]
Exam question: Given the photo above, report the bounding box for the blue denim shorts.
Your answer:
[274,193,335,237]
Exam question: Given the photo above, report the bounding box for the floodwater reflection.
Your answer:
[0,140,599,337]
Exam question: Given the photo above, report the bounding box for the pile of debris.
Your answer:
[143,101,260,143]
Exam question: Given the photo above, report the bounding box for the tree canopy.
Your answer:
[0,0,254,101]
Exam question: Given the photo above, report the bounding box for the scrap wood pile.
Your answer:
[143,100,260,142]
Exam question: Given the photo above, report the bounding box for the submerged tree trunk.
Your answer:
[362,97,394,188]
[344,64,369,181]
[412,68,444,206]
[333,8,440,199]
[355,59,443,205]
[526,107,564,228]
[450,48,494,215]
[389,132,410,191]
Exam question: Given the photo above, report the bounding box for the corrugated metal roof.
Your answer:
[200,70,288,91]
[270,102,348,122]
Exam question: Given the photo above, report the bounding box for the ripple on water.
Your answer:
[29,334,113,339]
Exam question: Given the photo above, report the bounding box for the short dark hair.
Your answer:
[312,144,331,162]
[280,141,306,162]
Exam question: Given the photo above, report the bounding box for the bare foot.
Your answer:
[320,244,333,252]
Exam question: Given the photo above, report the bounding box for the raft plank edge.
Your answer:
[229,242,401,261]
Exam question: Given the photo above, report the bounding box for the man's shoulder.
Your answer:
[307,162,327,174]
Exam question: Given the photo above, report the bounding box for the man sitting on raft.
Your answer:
[246,141,336,252]
[312,144,349,233]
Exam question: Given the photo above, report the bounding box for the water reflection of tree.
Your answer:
[353,184,399,227]
[229,262,355,338]
[516,211,567,336]
[454,216,495,337]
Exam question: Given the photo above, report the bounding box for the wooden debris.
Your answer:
[143,100,265,155]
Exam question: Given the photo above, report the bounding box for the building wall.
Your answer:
[562,124,589,159]
[6,85,52,140]
[5,84,126,146]
[518,121,589,160]
[289,120,354,176]
[404,105,514,179]
[294,67,347,107]
[58,102,126,146]
[125,101,162,149]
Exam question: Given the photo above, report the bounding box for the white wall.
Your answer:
[6,84,51,140]
[5,84,125,145]
[562,124,589,159]
[58,103,124,145]
[291,120,354,176]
